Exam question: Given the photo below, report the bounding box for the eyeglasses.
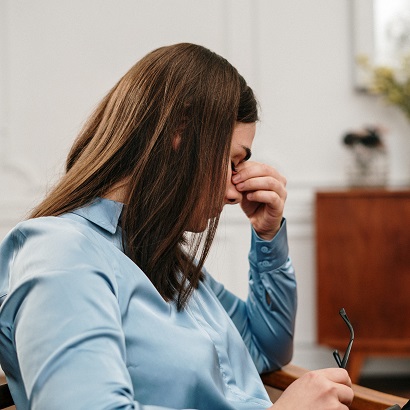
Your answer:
[333,308,354,369]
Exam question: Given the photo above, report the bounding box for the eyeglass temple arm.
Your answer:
[333,350,342,367]
[333,308,355,369]
[340,309,354,368]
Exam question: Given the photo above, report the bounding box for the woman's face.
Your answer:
[224,122,255,206]
[187,122,256,232]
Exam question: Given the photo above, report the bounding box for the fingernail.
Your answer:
[236,182,245,190]
[232,174,240,183]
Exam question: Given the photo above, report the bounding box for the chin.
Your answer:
[186,225,208,234]
[186,219,210,233]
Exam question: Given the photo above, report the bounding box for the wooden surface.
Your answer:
[262,364,409,409]
[315,188,410,382]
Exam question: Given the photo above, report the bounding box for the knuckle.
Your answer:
[304,370,320,383]
[268,178,277,190]
[328,384,338,396]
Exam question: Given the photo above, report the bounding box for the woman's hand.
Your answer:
[266,368,354,409]
[232,161,287,240]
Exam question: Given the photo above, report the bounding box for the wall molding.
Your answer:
[0,1,43,202]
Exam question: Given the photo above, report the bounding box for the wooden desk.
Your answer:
[315,188,410,383]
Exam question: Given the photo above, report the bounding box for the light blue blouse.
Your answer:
[0,198,297,410]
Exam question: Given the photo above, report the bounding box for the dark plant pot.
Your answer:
[345,145,389,187]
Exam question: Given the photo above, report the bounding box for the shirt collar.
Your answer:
[71,197,124,234]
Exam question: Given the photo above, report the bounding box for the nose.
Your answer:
[224,178,242,205]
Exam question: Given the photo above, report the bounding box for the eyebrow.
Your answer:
[242,146,252,161]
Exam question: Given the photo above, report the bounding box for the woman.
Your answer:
[0,43,352,409]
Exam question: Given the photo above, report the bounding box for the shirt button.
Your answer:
[262,261,270,267]
[261,246,269,254]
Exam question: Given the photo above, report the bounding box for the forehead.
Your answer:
[231,122,255,152]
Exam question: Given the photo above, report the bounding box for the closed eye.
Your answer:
[242,146,252,162]
[231,146,251,173]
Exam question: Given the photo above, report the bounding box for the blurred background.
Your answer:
[1,0,410,388]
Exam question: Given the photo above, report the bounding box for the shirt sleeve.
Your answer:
[0,226,195,410]
[206,219,297,374]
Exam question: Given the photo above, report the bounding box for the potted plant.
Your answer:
[358,54,410,121]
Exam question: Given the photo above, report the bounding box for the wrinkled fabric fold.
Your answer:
[0,198,296,409]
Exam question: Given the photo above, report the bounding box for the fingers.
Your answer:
[305,368,354,406]
[324,369,353,405]
[273,368,354,410]
[233,162,287,190]
[245,189,284,212]
[338,383,355,406]
[233,162,287,205]
[232,161,288,240]
[235,176,287,200]
[320,367,352,387]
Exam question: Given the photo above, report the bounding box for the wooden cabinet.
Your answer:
[315,189,410,383]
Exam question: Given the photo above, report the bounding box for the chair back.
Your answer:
[0,383,14,409]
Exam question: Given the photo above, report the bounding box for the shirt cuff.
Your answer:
[250,218,289,272]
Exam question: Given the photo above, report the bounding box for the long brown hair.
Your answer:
[30,43,258,309]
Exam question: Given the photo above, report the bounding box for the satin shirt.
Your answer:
[0,198,297,409]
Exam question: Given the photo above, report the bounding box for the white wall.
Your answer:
[1,0,410,375]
